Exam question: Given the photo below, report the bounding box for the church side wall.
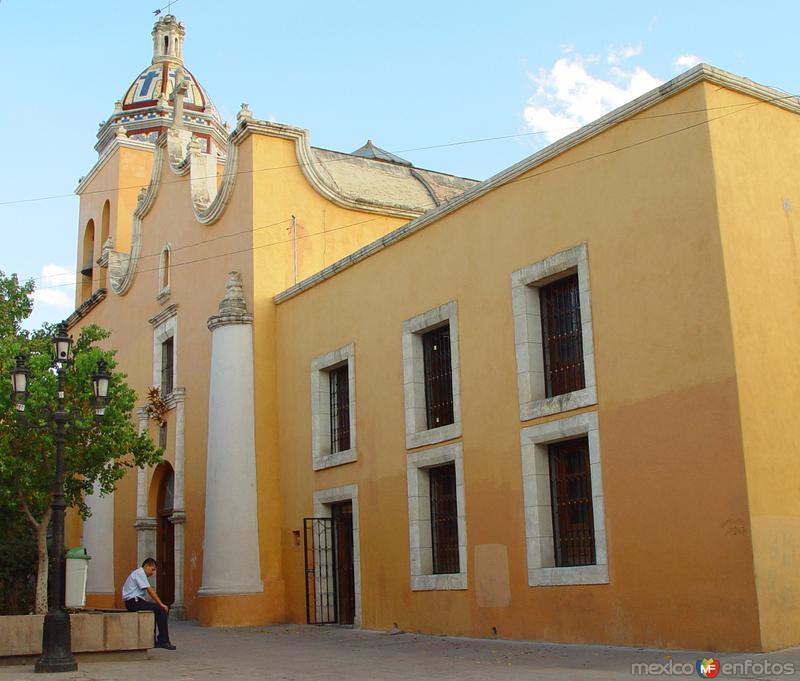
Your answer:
[709,87,800,650]
[274,83,763,650]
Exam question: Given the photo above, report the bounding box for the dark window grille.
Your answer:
[429,463,459,574]
[540,274,585,397]
[549,437,595,567]
[329,365,350,453]
[161,337,174,396]
[423,325,454,430]
[159,423,168,450]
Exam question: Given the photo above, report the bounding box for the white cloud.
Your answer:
[607,43,643,64]
[523,48,664,144]
[673,54,702,71]
[32,264,75,312]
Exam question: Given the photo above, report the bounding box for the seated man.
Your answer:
[122,558,176,650]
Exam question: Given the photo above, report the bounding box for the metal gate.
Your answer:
[304,516,354,625]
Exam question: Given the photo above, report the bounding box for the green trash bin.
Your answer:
[65,547,91,608]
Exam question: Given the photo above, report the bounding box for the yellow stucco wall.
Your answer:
[75,146,152,308]
[71,128,409,626]
[274,82,764,650]
[709,88,800,650]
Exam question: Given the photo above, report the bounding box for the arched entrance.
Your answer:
[155,465,175,606]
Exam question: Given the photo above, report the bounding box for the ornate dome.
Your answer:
[122,63,220,121]
[96,15,226,156]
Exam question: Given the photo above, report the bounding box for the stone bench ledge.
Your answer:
[0,611,154,666]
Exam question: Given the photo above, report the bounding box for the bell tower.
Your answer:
[151,14,185,64]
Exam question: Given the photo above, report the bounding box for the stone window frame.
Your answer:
[402,301,462,449]
[407,442,467,591]
[510,243,597,421]
[310,343,357,471]
[520,411,608,587]
[150,305,177,401]
[312,484,362,627]
[157,243,172,304]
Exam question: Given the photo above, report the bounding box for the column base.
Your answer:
[170,604,188,620]
[197,584,285,627]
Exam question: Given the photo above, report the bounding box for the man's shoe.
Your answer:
[155,642,177,650]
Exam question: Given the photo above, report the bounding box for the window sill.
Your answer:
[406,421,461,450]
[528,564,608,587]
[312,447,358,471]
[411,573,467,591]
[520,385,597,421]
[156,288,171,305]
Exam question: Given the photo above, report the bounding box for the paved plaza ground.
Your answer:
[2,619,800,681]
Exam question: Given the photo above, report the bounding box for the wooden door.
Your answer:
[156,470,175,606]
[331,502,355,625]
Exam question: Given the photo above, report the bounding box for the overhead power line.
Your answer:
[1,91,796,208]
[27,95,771,292]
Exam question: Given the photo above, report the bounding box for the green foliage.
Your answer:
[0,501,37,614]
[0,270,162,586]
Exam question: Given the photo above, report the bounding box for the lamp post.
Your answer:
[10,322,111,674]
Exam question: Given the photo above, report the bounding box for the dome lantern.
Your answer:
[152,15,185,64]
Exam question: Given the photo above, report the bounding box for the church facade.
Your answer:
[68,15,800,652]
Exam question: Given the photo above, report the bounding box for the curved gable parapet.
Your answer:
[108,125,240,295]
[165,127,240,225]
[234,119,429,220]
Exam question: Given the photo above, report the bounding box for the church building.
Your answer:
[69,15,800,652]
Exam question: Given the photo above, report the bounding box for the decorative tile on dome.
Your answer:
[123,63,205,110]
[126,66,164,105]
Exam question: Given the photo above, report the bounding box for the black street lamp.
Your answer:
[10,321,111,674]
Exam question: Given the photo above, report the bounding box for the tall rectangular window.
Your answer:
[329,365,350,454]
[161,337,174,396]
[548,437,595,567]
[540,274,585,397]
[422,325,454,430]
[429,463,459,574]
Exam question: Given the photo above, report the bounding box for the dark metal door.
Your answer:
[304,514,355,625]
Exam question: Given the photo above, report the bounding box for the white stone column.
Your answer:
[198,272,263,596]
[170,388,187,619]
[82,484,115,596]
[135,407,156,566]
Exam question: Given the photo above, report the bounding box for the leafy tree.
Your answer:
[0,270,162,613]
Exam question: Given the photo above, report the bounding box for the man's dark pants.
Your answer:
[124,598,170,644]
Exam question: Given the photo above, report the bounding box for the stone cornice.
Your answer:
[274,63,800,304]
[232,118,424,220]
[148,303,179,327]
[134,517,157,530]
[164,387,186,408]
[76,138,155,195]
[65,288,107,329]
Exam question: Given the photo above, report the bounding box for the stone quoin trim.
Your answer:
[520,411,608,586]
[401,300,462,450]
[406,442,467,591]
[310,343,357,471]
[313,485,363,626]
[510,243,597,420]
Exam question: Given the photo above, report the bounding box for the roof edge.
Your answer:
[233,119,425,219]
[274,64,800,304]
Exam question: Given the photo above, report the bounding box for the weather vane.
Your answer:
[153,0,174,16]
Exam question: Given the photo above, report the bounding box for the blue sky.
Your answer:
[1,0,798,329]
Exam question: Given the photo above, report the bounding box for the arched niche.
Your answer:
[80,219,95,302]
[99,201,111,287]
